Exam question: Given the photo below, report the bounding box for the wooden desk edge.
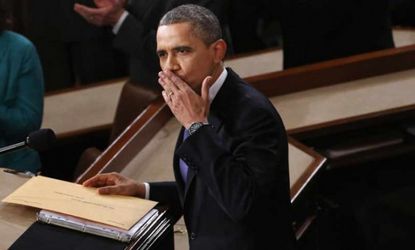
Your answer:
[288,138,327,203]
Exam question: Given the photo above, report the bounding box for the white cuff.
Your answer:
[112,11,129,34]
[143,182,150,200]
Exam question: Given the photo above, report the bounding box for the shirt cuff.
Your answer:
[112,11,129,34]
[143,182,150,200]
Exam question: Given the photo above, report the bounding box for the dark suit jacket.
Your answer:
[149,69,297,250]
[276,0,395,68]
[390,0,415,26]
[113,0,228,88]
[228,0,268,53]
[17,0,127,89]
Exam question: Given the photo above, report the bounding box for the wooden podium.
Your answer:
[0,169,36,250]
[0,168,174,250]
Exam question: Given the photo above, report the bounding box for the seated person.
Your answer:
[0,2,44,173]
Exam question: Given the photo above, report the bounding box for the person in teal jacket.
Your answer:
[0,3,44,173]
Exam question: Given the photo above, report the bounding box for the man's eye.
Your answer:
[157,52,166,58]
[177,48,188,54]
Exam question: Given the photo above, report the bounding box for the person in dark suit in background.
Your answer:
[390,0,415,26]
[83,4,297,250]
[226,0,395,68]
[276,0,395,68]
[74,0,229,90]
[57,0,128,85]
[9,0,127,91]
[227,0,269,53]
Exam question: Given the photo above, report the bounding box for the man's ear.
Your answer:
[212,39,227,63]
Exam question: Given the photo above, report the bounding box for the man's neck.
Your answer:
[210,63,224,79]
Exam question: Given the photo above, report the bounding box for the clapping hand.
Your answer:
[74,0,126,27]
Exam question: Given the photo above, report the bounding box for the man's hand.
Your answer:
[74,0,126,27]
[83,172,146,197]
[159,71,214,129]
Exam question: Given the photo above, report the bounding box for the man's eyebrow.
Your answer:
[156,49,166,55]
[173,46,193,51]
[156,46,193,55]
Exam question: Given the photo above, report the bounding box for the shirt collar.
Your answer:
[209,68,227,102]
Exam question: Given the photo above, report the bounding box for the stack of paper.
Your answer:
[2,176,160,242]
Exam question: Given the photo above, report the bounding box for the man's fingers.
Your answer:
[83,174,104,187]
[158,72,180,93]
[110,0,125,6]
[161,90,170,102]
[74,3,109,25]
[163,71,188,90]
[98,185,122,195]
[98,183,139,196]
[74,3,99,16]
[82,172,139,196]
[159,71,191,94]
[158,76,169,89]
[82,173,118,187]
[201,76,213,102]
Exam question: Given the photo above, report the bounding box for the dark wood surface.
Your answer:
[246,44,415,97]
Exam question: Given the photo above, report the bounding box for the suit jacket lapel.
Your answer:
[182,110,224,198]
[180,69,236,201]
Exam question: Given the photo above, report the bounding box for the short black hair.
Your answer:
[159,4,222,46]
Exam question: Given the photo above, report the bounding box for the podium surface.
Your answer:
[0,168,36,249]
[0,169,173,250]
[270,68,415,132]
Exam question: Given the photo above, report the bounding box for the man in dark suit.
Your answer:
[74,0,228,89]
[276,0,395,68]
[83,4,297,250]
[13,0,127,91]
[390,0,415,26]
[227,0,269,53]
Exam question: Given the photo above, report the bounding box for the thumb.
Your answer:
[201,76,214,103]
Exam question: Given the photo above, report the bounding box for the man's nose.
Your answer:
[165,55,180,71]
